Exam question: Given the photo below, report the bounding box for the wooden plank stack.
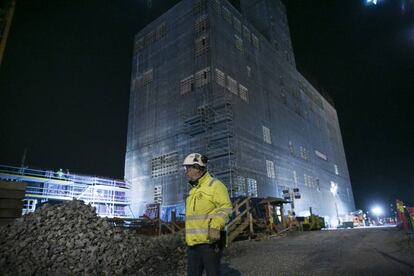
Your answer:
[0,180,26,225]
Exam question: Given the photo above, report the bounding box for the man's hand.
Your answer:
[208,228,221,242]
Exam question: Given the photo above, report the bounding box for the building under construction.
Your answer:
[125,0,356,223]
[0,165,131,219]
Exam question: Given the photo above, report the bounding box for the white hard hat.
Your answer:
[183,153,207,167]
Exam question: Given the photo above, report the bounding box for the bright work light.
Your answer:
[371,206,383,216]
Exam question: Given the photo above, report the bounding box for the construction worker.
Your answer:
[56,168,64,179]
[183,153,232,276]
[396,199,409,232]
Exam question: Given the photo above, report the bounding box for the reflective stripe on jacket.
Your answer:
[185,172,232,246]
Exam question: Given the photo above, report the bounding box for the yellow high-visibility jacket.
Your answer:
[185,172,232,246]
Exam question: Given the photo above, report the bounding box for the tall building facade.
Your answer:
[125,0,355,222]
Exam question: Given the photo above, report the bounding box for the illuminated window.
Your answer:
[247,178,258,197]
[266,160,275,178]
[315,150,327,160]
[304,174,313,187]
[239,84,248,102]
[300,146,308,160]
[180,75,194,95]
[195,35,209,57]
[215,68,225,87]
[195,67,210,88]
[226,76,238,94]
[138,23,167,52]
[154,185,162,204]
[334,164,339,175]
[222,6,232,24]
[233,17,241,33]
[234,176,246,197]
[235,35,243,52]
[151,152,178,178]
[263,126,271,144]
[195,15,209,35]
[234,176,257,197]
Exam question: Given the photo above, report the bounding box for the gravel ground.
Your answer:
[0,200,186,275]
[222,227,414,276]
[2,203,412,276]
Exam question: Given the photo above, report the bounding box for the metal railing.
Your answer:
[0,164,129,188]
[0,164,132,218]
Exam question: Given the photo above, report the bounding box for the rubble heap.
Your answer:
[0,200,186,275]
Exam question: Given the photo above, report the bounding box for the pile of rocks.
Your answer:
[0,200,186,275]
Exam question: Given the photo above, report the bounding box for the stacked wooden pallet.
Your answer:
[0,180,26,225]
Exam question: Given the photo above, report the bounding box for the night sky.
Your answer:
[0,0,413,212]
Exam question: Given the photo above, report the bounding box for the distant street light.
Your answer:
[372,206,383,216]
[371,206,383,224]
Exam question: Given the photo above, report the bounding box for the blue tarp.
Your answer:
[161,202,185,221]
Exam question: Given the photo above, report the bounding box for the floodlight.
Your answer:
[371,206,383,216]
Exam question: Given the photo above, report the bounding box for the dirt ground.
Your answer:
[221,226,414,275]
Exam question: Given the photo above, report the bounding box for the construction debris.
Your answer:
[0,200,187,275]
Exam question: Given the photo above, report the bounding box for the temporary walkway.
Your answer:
[0,165,132,218]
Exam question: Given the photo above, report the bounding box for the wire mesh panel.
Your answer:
[125,0,355,218]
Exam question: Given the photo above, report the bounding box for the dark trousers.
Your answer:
[187,243,223,276]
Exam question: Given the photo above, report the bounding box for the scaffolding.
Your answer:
[125,0,355,218]
[184,92,237,196]
[0,165,131,218]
